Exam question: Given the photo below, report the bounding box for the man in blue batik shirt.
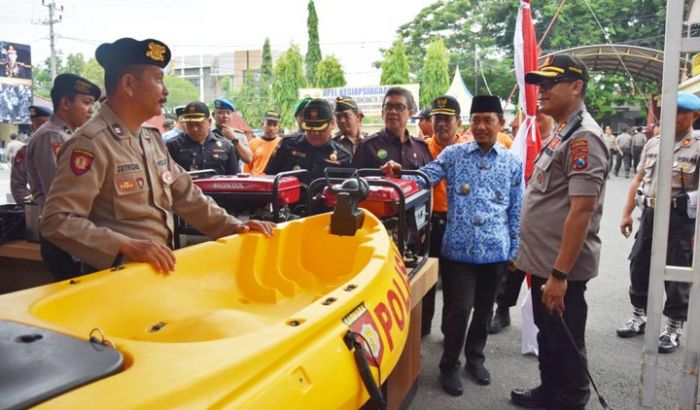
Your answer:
[384,95,523,396]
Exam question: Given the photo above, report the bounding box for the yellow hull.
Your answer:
[0,212,412,409]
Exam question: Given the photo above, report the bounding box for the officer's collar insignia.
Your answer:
[683,138,691,147]
[437,98,447,108]
[112,124,123,136]
[146,42,166,62]
[74,79,92,94]
[555,121,567,135]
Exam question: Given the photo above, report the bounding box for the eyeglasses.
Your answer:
[383,103,408,113]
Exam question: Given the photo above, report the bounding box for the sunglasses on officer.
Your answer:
[383,103,408,113]
[538,78,578,92]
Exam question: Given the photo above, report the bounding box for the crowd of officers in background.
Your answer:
[5,36,700,410]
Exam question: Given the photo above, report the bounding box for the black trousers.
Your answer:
[422,213,446,336]
[531,276,590,409]
[495,268,526,308]
[439,259,505,373]
[40,237,82,281]
[615,148,632,175]
[632,145,644,171]
[629,206,692,320]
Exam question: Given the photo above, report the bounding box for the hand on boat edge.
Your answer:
[236,220,276,237]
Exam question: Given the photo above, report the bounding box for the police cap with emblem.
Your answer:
[431,95,461,117]
[335,96,362,115]
[95,38,171,69]
[51,73,101,102]
[470,95,503,115]
[213,98,236,111]
[525,54,589,85]
[301,98,334,131]
[28,105,52,119]
[180,101,210,123]
[263,110,281,122]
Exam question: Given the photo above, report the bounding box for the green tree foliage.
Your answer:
[380,37,410,85]
[272,45,307,129]
[163,75,199,114]
[235,70,268,127]
[65,53,85,76]
[81,58,104,88]
[305,0,322,86]
[316,56,346,88]
[394,0,666,120]
[419,39,450,108]
[261,37,274,81]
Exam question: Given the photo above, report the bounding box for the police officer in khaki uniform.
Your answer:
[511,55,609,410]
[265,98,351,182]
[41,37,274,275]
[333,96,366,156]
[26,74,101,279]
[617,92,700,353]
[10,106,52,204]
[167,101,239,175]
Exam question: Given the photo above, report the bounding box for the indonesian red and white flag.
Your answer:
[512,0,542,356]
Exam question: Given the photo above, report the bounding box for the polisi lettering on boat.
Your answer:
[372,252,411,351]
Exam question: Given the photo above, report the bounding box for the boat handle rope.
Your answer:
[89,327,115,349]
[344,330,386,409]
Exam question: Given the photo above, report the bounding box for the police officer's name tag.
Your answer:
[116,163,142,173]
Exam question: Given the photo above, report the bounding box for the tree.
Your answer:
[235,70,268,127]
[261,37,274,81]
[419,39,450,108]
[394,0,666,120]
[380,37,410,85]
[272,45,306,129]
[316,56,346,88]
[163,75,199,114]
[65,53,85,76]
[81,58,104,89]
[305,0,322,86]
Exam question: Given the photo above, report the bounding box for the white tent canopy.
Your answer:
[445,66,473,122]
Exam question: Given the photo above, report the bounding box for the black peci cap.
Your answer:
[95,38,171,69]
[470,95,503,115]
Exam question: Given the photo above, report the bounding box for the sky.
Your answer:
[0,0,435,85]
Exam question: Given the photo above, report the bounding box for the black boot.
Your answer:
[489,307,510,334]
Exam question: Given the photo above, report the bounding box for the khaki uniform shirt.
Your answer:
[632,132,647,148]
[637,131,700,198]
[41,104,243,270]
[10,145,30,203]
[26,115,73,209]
[517,107,608,281]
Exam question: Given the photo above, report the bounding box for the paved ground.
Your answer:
[411,175,686,409]
[0,168,689,408]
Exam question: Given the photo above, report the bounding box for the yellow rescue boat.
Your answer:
[0,211,411,409]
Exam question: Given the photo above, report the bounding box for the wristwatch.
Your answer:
[551,268,568,280]
[231,137,239,145]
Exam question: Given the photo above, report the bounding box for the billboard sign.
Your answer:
[0,41,33,124]
[298,83,420,117]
